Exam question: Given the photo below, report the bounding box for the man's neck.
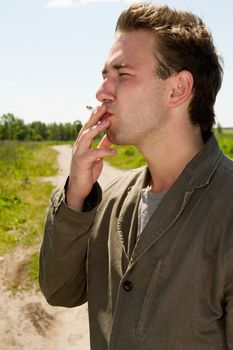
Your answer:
[138,129,204,193]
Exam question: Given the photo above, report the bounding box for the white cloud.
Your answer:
[46,0,75,8]
[78,0,120,3]
[78,0,140,4]
[0,82,17,88]
[46,0,139,8]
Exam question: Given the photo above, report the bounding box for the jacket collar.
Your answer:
[183,134,223,190]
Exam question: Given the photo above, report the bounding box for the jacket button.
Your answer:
[123,280,133,292]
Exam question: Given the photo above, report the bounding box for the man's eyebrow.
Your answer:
[102,63,130,76]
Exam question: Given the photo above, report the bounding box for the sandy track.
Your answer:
[0,144,123,350]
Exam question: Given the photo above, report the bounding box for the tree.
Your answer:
[0,114,27,140]
[216,122,223,136]
[0,113,83,141]
[28,121,48,141]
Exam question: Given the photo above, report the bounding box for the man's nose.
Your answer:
[96,79,115,103]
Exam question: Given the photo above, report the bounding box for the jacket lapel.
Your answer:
[117,168,149,262]
[129,176,194,268]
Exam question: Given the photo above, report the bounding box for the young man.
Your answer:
[39,3,233,349]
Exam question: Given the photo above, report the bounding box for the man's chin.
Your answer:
[107,130,123,146]
[106,130,117,145]
[106,128,131,146]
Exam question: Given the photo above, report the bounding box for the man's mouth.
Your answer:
[100,112,112,123]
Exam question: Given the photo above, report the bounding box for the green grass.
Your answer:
[106,144,146,170]
[0,141,57,290]
[215,128,233,158]
[0,141,57,293]
[27,251,40,286]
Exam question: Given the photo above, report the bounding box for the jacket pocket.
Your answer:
[135,258,163,337]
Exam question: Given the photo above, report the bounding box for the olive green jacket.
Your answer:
[39,135,233,350]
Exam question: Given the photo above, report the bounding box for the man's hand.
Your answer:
[66,105,116,212]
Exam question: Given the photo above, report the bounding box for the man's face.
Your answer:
[96,30,171,147]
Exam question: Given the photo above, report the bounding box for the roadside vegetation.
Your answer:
[0,141,57,291]
[215,127,233,159]
[0,113,82,141]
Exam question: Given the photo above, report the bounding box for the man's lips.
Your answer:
[100,112,113,122]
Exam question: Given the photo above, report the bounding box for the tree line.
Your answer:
[0,113,83,141]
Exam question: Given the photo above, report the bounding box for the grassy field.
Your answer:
[0,141,57,290]
[215,128,233,159]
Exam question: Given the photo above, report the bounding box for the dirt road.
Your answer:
[0,144,123,350]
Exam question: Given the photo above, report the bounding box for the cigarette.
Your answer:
[86,105,94,111]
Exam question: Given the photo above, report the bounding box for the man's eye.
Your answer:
[119,72,130,77]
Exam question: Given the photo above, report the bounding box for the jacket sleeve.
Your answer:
[39,181,102,308]
[225,227,233,349]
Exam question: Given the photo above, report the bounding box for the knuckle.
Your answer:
[91,149,100,158]
[78,129,90,142]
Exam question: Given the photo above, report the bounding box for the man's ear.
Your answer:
[168,70,194,108]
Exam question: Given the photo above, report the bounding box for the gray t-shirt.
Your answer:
[137,186,166,239]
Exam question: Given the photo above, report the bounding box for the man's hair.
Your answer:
[116,2,223,141]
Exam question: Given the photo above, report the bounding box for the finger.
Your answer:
[78,147,116,167]
[75,119,110,154]
[85,105,107,129]
[89,148,116,161]
[74,105,107,147]
[98,134,113,150]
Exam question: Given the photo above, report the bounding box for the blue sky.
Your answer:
[0,0,232,127]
